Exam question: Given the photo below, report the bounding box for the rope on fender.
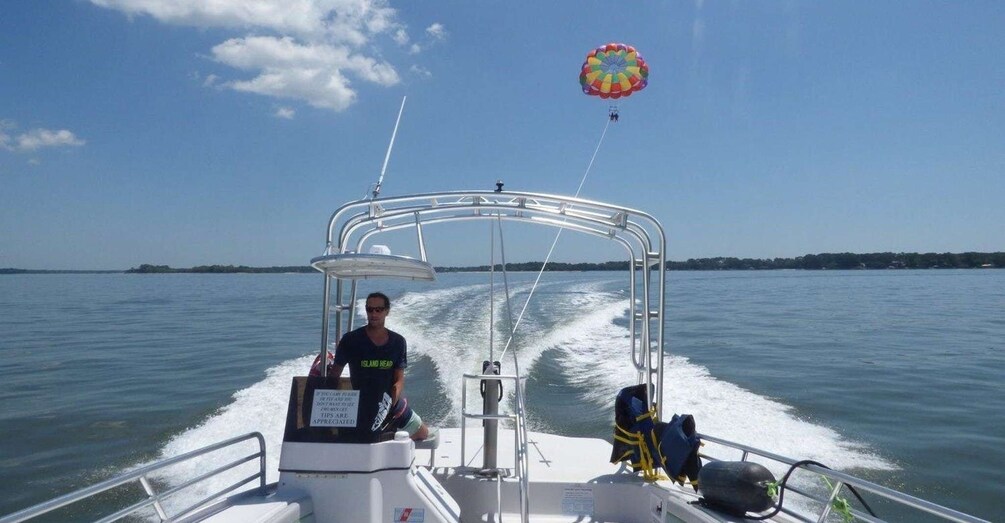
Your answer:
[745,460,877,521]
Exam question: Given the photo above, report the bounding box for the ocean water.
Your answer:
[0,270,1002,521]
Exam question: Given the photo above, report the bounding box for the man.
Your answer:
[311,292,430,441]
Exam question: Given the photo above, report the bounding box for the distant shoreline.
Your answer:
[0,269,123,274]
[3,252,1002,274]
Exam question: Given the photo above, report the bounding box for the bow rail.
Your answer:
[0,432,267,523]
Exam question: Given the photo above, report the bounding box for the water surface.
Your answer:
[0,270,1001,521]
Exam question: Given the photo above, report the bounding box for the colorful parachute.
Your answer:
[580,43,649,99]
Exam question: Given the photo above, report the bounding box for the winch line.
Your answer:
[495,216,518,379]
[497,217,517,351]
[497,117,611,363]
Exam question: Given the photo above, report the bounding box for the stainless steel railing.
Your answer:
[459,372,530,523]
[698,434,989,523]
[0,432,267,523]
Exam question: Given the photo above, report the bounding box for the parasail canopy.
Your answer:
[579,43,649,99]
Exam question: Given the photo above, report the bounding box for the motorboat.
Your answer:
[0,190,989,523]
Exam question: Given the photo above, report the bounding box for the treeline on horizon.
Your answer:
[4,252,1001,274]
[439,251,1004,272]
[124,264,315,274]
[665,251,1003,271]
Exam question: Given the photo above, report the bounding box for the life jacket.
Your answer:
[660,413,702,489]
[610,384,663,481]
[610,384,702,488]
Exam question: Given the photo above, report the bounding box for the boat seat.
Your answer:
[414,427,440,467]
[415,427,440,450]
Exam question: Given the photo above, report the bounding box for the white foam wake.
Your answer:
[391,277,617,424]
[145,356,312,515]
[551,296,894,472]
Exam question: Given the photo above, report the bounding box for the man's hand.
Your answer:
[392,368,405,403]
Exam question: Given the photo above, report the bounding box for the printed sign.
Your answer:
[393,508,425,522]
[309,389,360,427]
[561,486,594,515]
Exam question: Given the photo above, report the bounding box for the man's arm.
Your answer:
[331,333,349,380]
[391,368,405,403]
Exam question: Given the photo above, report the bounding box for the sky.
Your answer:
[1,1,1003,270]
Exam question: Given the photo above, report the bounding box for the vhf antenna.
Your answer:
[372,96,407,200]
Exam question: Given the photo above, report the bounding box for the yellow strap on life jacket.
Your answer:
[613,433,637,445]
[634,409,668,482]
[613,407,668,482]
[615,423,636,436]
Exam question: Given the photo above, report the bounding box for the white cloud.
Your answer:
[407,22,446,54]
[91,0,398,45]
[409,64,431,78]
[0,124,85,152]
[275,107,296,119]
[18,129,86,151]
[425,23,446,40]
[211,36,399,111]
[213,36,397,85]
[91,0,411,113]
[203,73,219,87]
[393,28,409,46]
[28,158,41,165]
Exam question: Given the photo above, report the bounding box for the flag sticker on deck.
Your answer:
[393,508,424,522]
[561,486,594,515]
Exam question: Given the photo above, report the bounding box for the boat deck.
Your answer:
[423,428,783,523]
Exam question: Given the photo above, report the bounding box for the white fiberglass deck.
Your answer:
[425,428,786,523]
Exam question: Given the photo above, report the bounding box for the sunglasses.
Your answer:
[365,306,387,313]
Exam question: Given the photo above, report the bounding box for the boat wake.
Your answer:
[144,356,312,515]
[148,280,894,513]
[549,298,896,472]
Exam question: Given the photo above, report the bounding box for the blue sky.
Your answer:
[1,1,1002,269]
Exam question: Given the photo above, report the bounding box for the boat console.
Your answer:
[271,376,459,523]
